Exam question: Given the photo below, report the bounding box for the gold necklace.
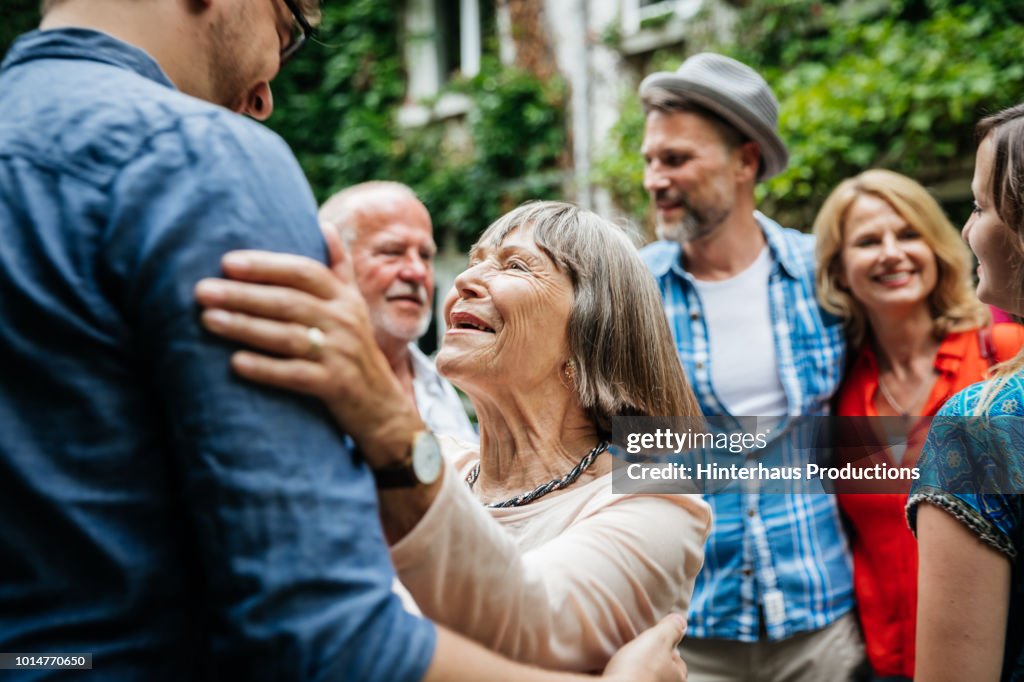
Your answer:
[877,372,932,417]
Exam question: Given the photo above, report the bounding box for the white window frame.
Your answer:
[401,0,483,125]
[620,0,702,54]
[623,0,678,34]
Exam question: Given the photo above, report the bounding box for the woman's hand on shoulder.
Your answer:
[193,224,419,464]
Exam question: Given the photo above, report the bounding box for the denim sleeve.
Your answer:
[102,113,435,681]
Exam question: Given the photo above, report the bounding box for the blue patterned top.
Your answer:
[641,214,852,641]
[908,373,1024,681]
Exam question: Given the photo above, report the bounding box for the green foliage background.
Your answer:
[1,2,567,251]
[594,0,1024,230]
[2,0,40,55]
[265,3,567,249]
[7,0,1024,236]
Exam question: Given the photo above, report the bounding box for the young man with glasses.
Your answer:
[0,1,685,680]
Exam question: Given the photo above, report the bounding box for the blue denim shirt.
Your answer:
[641,215,853,641]
[0,29,435,680]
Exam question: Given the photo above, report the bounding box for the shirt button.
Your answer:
[747,509,756,517]
[743,568,753,577]
[690,311,700,321]
[696,361,705,370]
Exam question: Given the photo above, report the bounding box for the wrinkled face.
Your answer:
[838,194,938,318]
[436,227,574,393]
[350,200,437,347]
[964,135,1023,314]
[641,110,742,243]
[205,0,300,120]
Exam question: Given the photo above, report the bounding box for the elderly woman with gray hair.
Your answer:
[194,201,711,673]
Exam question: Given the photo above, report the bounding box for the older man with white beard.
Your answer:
[319,182,476,442]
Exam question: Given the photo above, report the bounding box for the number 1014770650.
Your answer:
[0,653,92,669]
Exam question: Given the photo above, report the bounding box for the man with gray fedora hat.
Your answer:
[639,53,864,681]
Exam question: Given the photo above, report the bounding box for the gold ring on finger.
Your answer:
[306,326,326,360]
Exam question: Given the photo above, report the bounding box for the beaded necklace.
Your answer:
[465,441,609,508]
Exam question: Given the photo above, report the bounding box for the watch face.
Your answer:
[411,430,443,485]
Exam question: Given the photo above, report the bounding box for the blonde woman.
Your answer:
[813,169,1024,680]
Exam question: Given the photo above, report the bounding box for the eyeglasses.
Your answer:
[279,0,313,64]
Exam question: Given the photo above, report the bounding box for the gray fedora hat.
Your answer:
[639,52,788,180]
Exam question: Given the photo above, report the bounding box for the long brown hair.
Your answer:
[973,105,1024,412]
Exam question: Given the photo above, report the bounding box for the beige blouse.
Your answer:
[390,444,711,672]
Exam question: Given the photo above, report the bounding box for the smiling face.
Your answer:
[964,134,1024,314]
[349,198,437,349]
[436,226,574,394]
[838,194,939,318]
[641,110,749,243]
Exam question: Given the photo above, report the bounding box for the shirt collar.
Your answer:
[858,329,972,377]
[408,343,432,379]
[646,212,803,280]
[2,28,175,90]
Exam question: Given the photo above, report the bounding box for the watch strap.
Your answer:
[372,461,420,489]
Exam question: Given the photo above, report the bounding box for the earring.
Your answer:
[564,359,576,380]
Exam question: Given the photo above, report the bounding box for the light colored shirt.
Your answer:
[691,246,786,417]
[641,212,852,642]
[392,442,711,671]
[410,343,477,442]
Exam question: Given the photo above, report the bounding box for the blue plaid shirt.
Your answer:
[641,213,853,641]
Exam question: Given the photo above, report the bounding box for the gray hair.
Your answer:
[318,181,426,246]
[474,201,701,435]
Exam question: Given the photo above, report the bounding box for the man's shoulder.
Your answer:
[638,239,681,278]
[96,82,294,179]
[2,54,292,187]
[756,212,817,287]
[758,212,815,258]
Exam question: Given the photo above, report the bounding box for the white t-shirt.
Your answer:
[691,247,787,416]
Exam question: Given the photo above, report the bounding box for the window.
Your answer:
[621,0,700,35]
[404,0,493,104]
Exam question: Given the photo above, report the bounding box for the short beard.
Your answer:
[654,194,727,243]
[656,212,711,243]
[373,308,433,346]
[205,14,253,111]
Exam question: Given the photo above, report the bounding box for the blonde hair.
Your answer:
[813,169,989,349]
[474,201,702,436]
[972,105,1024,413]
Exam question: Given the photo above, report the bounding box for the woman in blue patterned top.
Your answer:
[908,104,1024,681]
